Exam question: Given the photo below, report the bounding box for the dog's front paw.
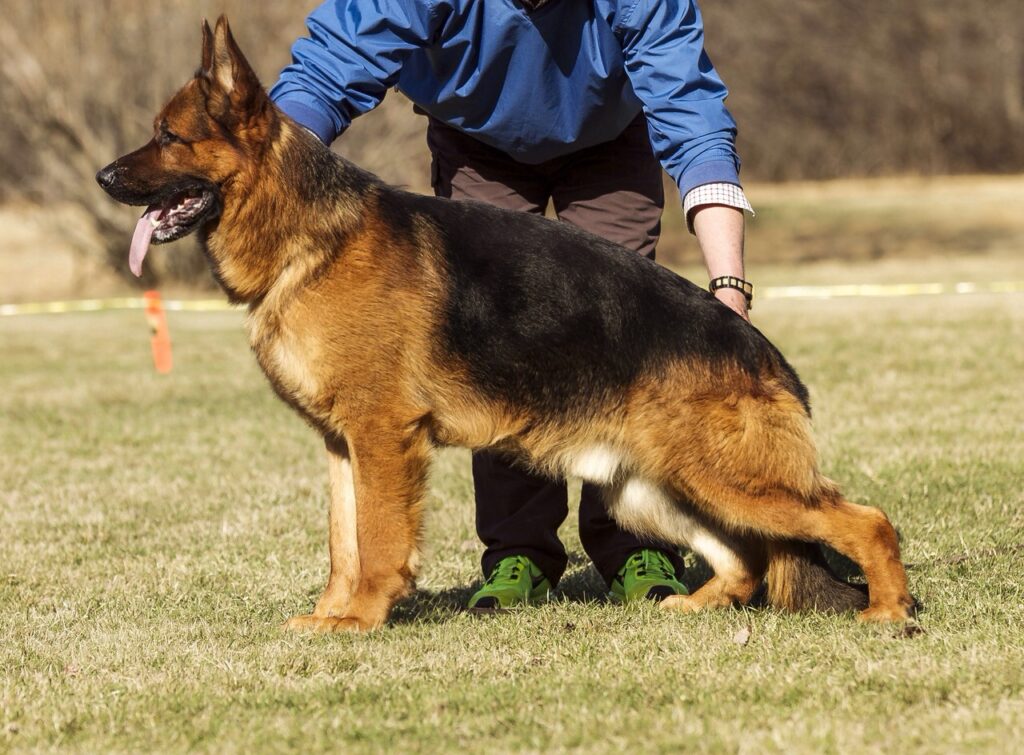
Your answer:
[284,614,374,633]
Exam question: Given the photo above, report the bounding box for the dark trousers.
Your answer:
[427,115,686,587]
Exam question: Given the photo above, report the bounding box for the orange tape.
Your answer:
[143,290,173,374]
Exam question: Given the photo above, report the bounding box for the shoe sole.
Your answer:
[467,590,549,615]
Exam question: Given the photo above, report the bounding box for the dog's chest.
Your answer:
[251,319,323,412]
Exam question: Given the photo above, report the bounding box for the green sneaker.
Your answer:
[468,555,551,611]
[609,549,688,604]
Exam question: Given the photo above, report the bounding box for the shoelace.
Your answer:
[629,550,675,581]
[485,556,527,585]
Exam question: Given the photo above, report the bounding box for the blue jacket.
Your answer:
[270,0,741,198]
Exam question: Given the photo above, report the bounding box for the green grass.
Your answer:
[2,274,1023,753]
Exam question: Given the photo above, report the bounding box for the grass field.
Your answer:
[2,260,1023,753]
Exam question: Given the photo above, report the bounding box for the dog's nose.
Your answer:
[95,164,118,189]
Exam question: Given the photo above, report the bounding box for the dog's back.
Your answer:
[388,190,810,416]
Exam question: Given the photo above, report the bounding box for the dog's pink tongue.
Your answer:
[129,207,162,277]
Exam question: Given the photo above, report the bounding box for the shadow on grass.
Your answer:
[822,546,863,582]
[390,544,868,624]
[389,585,476,625]
[389,552,610,625]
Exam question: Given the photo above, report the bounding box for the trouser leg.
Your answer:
[472,453,571,586]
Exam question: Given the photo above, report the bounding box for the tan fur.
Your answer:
[102,16,913,632]
[286,439,361,631]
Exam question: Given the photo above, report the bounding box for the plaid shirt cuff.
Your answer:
[683,183,755,234]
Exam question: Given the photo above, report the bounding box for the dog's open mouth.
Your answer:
[129,189,217,277]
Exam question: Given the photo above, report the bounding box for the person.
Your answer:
[270,0,755,610]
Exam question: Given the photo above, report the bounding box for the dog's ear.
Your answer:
[201,18,214,73]
[200,15,263,109]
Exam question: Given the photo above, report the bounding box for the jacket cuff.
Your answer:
[677,159,741,198]
[275,99,343,145]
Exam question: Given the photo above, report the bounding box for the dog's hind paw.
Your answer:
[284,614,372,633]
[658,594,703,613]
[856,604,914,623]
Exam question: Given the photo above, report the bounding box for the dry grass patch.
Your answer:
[1,274,1023,753]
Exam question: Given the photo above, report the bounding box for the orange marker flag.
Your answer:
[143,290,173,374]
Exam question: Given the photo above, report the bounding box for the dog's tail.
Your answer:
[764,540,869,613]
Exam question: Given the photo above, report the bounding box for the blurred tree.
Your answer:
[1,1,1020,284]
[704,0,1024,179]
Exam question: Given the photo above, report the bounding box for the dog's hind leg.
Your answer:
[804,496,912,622]
[660,528,766,614]
[684,484,912,622]
[603,477,765,612]
[629,378,912,621]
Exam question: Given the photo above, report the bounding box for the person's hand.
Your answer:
[714,286,749,321]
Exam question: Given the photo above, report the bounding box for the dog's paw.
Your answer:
[658,594,702,613]
[856,604,913,623]
[283,614,370,633]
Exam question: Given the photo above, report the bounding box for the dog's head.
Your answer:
[96,16,270,276]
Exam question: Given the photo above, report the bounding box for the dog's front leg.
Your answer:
[285,435,359,631]
[286,422,428,633]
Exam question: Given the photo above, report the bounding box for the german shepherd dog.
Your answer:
[97,17,914,631]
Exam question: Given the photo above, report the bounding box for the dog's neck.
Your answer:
[201,117,377,304]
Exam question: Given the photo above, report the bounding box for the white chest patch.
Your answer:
[565,444,623,484]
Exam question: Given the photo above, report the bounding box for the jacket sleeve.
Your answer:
[614,0,742,198]
[269,0,441,144]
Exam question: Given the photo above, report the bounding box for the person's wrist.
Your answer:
[713,287,749,320]
[708,274,753,320]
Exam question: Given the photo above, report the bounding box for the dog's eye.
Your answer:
[158,128,185,147]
